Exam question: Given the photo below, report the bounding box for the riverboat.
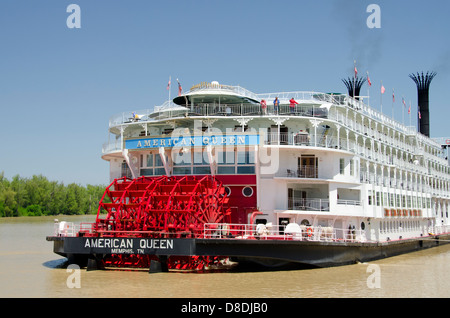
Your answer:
[47,76,450,271]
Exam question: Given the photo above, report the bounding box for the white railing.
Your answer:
[52,221,97,237]
[53,221,76,237]
[428,225,450,235]
[257,91,343,105]
[203,223,368,242]
[431,137,450,146]
[188,83,260,102]
[102,140,122,154]
[290,198,330,211]
[337,199,362,206]
[108,93,333,127]
[264,132,335,149]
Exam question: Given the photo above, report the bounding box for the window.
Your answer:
[242,186,254,197]
[217,151,235,165]
[121,161,132,178]
[237,148,255,174]
[193,166,211,174]
[141,153,166,176]
[192,151,211,175]
[237,149,255,165]
[217,150,236,175]
[217,166,236,174]
[389,192,394,207]
[140,168,154,176]
[173,151,191,166]
[237,166,255,174]
[350,159,354,176]
[146,154,153,167]
[368,190,373,205]
[340,158,345,174]
[154,154,165,175]
[172,150,211,175]
[140,154,154,176]
[173,166,192,175]
[193,151,209,166]
[298,155,318,178]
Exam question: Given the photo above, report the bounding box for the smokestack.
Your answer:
[409,71,436,137]
[342,76,366,100]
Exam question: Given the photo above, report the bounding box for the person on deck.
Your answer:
[273,97,280,115]
[289,97,298,114]
[260,99,267,115]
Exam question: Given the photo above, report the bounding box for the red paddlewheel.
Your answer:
[101,254,228,272]
[168,256,227,271]
[92,175,231,270]
[95,175,231,238]
[103,254,154,269]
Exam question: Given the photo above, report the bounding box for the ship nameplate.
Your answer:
[125,134,260,150]
[63,237,196,256]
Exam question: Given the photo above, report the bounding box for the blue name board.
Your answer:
[125,134,259,150]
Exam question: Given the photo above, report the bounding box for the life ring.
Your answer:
[306,227,313,237]
[446,139,450,145]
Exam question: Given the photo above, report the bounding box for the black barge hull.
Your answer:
[46,234,450,270]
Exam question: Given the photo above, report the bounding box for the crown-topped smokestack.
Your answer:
[342,76,366,100]
[409,71,436,137]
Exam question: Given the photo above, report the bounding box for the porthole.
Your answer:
[242,186,253,197]
[224,186,231,197]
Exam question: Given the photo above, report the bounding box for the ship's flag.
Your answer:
[392,89,395,102]
[367,72,371,86]
[418,109,421,119]
[381,85,385,94]
[408,102,411,114]
[177,78,182,96]
[354,65,358,77]
[167,77,171,90]
[402,97,406,108]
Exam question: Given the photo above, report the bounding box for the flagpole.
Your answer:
[168,76,171,105]
[409,100,412,129]
[380,80,383,114]
[391,89,394,120]
[418,104,421,132]
[353,60,356,100]
[402,97,405,126]
[367,71,370,107]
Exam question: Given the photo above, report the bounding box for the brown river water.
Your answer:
[0,215,449,298]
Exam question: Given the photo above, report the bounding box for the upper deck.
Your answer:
[107,82,439,143]
[102,82,450,194]
[105,82,447,158]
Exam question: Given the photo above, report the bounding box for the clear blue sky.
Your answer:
[0,0,449,185]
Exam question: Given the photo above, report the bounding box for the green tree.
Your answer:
[26,204,42,216]
[0,188,17,217]
[0,171,107,217]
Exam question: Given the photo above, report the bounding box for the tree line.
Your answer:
[0,172,108,217]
